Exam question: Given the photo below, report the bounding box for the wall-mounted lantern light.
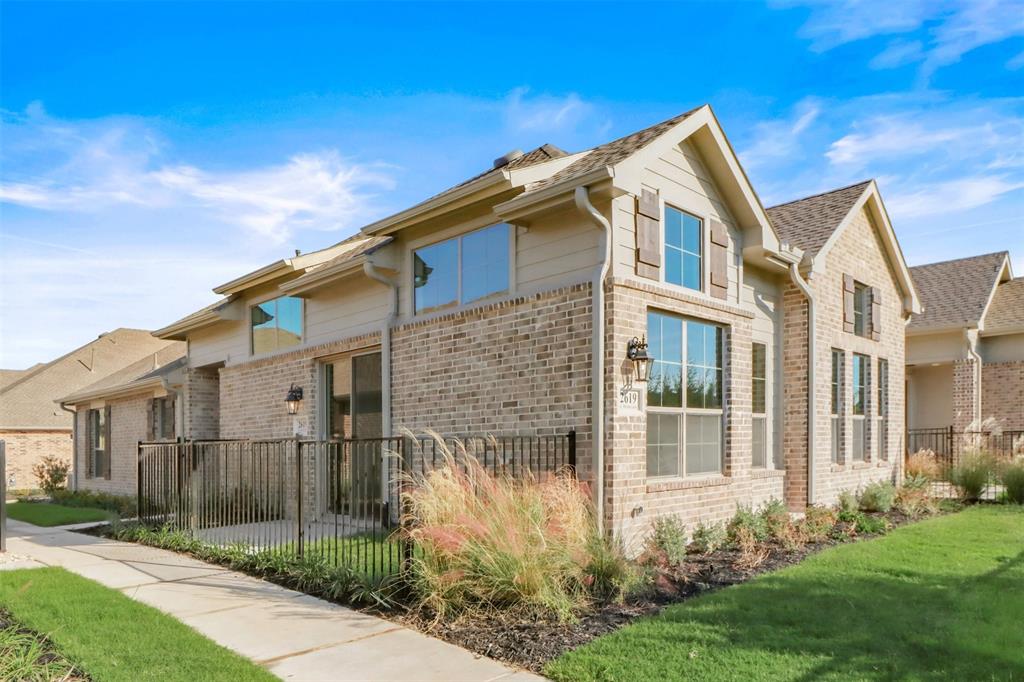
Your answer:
[285,384,304,415]
[627,336,653,383]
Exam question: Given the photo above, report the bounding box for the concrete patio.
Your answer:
[1,519,541,681]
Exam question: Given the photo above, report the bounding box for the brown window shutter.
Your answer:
[709,219,729,300]
[104,405,113,480]
[843,274,855,333]
[85,411,93,479]
[870,286,882,341]
[635,189,661,280]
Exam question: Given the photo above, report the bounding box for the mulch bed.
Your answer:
[401,507,948,674]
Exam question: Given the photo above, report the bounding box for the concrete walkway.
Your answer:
[2,520,542,681]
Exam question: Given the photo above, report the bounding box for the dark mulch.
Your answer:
[402,508,958,673]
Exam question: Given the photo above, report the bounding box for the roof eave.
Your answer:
[213,260,291,295]
[494,167,616,222]
[279,257,370,295]
[59,375,171,405]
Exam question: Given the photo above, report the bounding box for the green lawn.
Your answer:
[548,506,1024,681]
[0,567,275,681]
[6,501,115,527]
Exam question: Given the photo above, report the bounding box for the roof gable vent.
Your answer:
[493,149,524,169]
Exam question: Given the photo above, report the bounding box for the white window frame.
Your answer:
[831,348,844,464]
[659,201,711,296]
[751,341,770,469]
[851,353,869,462]
[411,222,513,316]
[877,358,888,461]
[645,312,726,480]
[249,295,305,357]
[853,281,871,338]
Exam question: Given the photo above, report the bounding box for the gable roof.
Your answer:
[908,252,1010,331]
[766,181,872,257]
[0,329,172,429]
[525,108,702,193]
[59,342,186,404]
[981,276,1024,334]
[279,234,393,295]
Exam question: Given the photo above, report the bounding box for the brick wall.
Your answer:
[953,359,979,431]
[604,277,785,545]
[184,366,220,439]
[218,333,380,440]
[781,283,810,510]
[74,395,150,496]
[391,283,593,479]
[982,361,1024,431]
[805,205,904,506]
[0,430,72,491]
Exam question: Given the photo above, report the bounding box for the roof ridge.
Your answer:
[766,179,872,210]
[588,105,705,154]
[909,251,1009,270]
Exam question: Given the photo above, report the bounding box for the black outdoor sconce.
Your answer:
[285,384,304,415]
[627,336,653,383]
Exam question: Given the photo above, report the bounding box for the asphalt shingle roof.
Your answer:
[0,329,172,429]
[766,181,872,257]
[61,343,186,403]
[908,252,1009,331]
[983,276,1024,333]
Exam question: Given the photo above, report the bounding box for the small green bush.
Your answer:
[858,481,896,513]
[799,506,837,542]
[31,455,70,493]
[727,505,769,545]
[837,489,858,515]
[1001,461,1024,504]
[51,489,136,517]
[759,499,792,540]
[854,513,890,535]
[688,520,726,555]
[649,515,688,566]
[950,453,995,501]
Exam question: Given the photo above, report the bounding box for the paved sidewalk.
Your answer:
[2,520,542,681]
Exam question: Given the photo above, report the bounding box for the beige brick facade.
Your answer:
[952,359,979,432]
[604,277,785,543]
[391,283,592,479]
[0,430,72,491]
[74,395,151,496]
[982,361,1024,431]
[183,366,220,439]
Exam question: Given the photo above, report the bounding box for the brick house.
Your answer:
[907,251,1024,433]
[142,105,919,538]
[0,329,172,491]
[59,342,185,496]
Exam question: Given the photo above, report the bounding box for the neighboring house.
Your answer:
[147,104,919,538]
[0,329,172,490]
[907,252,1023,432]
[58,342,186,496]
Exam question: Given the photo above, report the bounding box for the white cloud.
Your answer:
[0,105,394,243]
[886,176,1024,217]
[778,0,1024,80]
[503,87,598,134]
[739,97,821,168]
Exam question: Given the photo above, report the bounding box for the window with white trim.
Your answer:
[852,353,869,462]
[152,397,175,440]
[664,206,702,291]
[646,311,724,477]
[413,223,510,314]
[831,349,844,463]
[853,282,870,338]
[251,296,303,355]
[751,342,768,468]
[877,358,888,461]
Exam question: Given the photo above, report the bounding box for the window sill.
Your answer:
[749,468,786,479]
[647,475,731,493]
[831,461,873,472]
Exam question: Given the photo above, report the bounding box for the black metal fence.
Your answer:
[137,432,576,577]
[906,427,1023,499]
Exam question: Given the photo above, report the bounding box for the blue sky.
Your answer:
[1,0,1022,368]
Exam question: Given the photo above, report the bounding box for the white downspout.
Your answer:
[574,186,612,534]
[363,260,398,439]
[788,263,816,506]
[964,329,982,427]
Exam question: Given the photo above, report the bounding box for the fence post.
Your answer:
[567,429,577,475]
[400,436,414,572]
[295,438,304,559]
[136,441,143,523]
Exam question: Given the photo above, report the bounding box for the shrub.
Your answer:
[858,480,896,513]
[759,499,791,539]
[401,435,613,620]
[1000,460,1024,505]
[906,449,942,481]
[689,520,726,555]
[854,513,890,535]
[894,485,938,518]
[837,489,858,515]
[799,506,836,543]
[648,515,688,566]
[51,489,136,517]
[950,452,995,502]
[727,505,769,545]
[32,455,70,493]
